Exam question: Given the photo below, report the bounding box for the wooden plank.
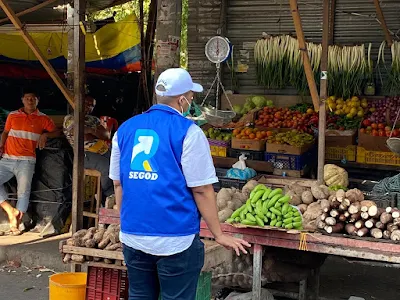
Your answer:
[317,0,329,183]
[63,245,124,260]
[252,244,263,300]
[257,175,316,187]
[289,0,320,112]
[373,0,393,47]
[212,156,273,173]
[0,0,74,107]
[328,0,336,45]
[0,0,58,24]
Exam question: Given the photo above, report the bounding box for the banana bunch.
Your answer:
[226,184,303,230]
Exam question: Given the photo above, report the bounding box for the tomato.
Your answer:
[371,123,378,129]
[378,123,385,130]
[362,119,371,127]
[386,131,392,137]
[393,129,399,137]
[339,127,345,131]
[372,130,379,136]
[360,128,366,134]
[379,130,385,137]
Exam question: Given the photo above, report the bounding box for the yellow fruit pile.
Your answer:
[326,96,369,119]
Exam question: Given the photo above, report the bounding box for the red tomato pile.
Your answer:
[255,107,317,134]
[360,119,399,137]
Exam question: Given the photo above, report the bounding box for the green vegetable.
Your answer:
[251,190,265,204]
[293,222,302,228]
[264,217,269,223]
[246,213,256,222]
[240,208,248,221]
[235,217,240,223]
[255,216,265,227]
[274,202,282,209]
[278,195,290,204]
[255,207,265,219]
[266,212,272,218]
[246,200,253,213]
[262,188,272,200]
[283,218,293,224]
[284,212,293,219]
[226,218,234,224]
[270,213,276,220]
[268,188,283,199]
[262,201,269,214]
[293,216,302,222]
[277,216,282,221]
[282,203,289,215]
[241,220,257,226]
[270,207,282,216]
[294,211,301,217]
[275,221,282,227]
[270,219,277,227]
[267,194,281,209]
[285,224,294,229]
[231,206,244,219]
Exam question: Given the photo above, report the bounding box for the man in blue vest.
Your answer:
[109,68,250,300]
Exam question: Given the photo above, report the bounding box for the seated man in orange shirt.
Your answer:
[0,89,61,235]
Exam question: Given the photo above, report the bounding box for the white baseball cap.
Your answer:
[155,68,203,96]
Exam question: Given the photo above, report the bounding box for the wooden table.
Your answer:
[200,221,400,300]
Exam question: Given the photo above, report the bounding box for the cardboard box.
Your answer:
[266,141,314,155]
[326,129,357,147]
[231,137,266,151]
[357,130,391,152]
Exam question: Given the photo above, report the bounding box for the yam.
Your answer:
[391,230,400,241]
[104,259,114,264]
[360,200,376,212]
[297,204,308,214]
[93,228,105,244]
[301,190,314,204]
[383,230,391,239]
[357,228,369,237]
[325,217,336,226]
[335,189,346,202]
[218,208,233,223]
[345,189,364,203]
[348,202,361,214]
[232,192,247,205]
[105,242,122,251]
[325,223,344,234]
[288,183,308,197]
[216,188,232,209]
[82,227,96,243]
[242,180,258,195]
[63,254,72,264]
[72,229,87,239]
[371,228,383,239]
[93,257,102,262]
[287,191,302,206]
[303,202,323,221]
[71,254,85,263]
[310,184,326,200]
[85,239,96,248]
[98,236,111,249]
[345,224,357,236]
[320,199,330,212]
[318,185,330,198]
[110,232,120,244]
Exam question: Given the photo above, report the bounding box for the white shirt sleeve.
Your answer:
[109,132,121,181]
[181,124,218,187]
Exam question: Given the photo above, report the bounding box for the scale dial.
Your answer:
[205,36,231,64]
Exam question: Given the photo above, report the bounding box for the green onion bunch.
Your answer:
[378,41,400,96]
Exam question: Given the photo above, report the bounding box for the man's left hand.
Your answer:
[37,133,48,150]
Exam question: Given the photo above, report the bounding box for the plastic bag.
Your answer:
[226,154,256,180]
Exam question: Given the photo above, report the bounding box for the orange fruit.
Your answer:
[249,133,256,139]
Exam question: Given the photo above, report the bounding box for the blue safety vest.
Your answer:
[117,104,200,236]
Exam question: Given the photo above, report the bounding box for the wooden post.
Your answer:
[317,0,330,183]
[0,0,74,107]
[66,4,74,116]
[289,0,320,112]
[252,244,262,300]
[71,0,86,273]
[154,0,183,100]
[0,0,57,24]
[373,0,393,47]
[328,0,336,45]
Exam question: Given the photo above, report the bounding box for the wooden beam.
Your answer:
[373,0,393,47]
[0,0,58,24]
[71,0,86,235]
[289,0,320,112]
[317,0,330,183]
[328,0,335,45]
[0,0,74,108]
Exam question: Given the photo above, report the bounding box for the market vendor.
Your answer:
[109,68,250,299]
[0,89,61,235]
[63,95,114,203]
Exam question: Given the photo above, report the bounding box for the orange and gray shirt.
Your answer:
[3,108,56,161]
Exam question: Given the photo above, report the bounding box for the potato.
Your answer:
[93,228,105,244]
[301,190,314,204]
[218,208,233,222]
[310,184,326,200]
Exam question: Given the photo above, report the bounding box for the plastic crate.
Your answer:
[357,147,400,166]
[208,139,229,157]
[219,177,248,190]
[86,266,128,300]
[264,150,313,171]
[364,192,398,208]
[326,145,356,162]
[159,272,211,300]
[228,148,264,161]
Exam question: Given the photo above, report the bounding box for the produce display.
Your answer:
[317,188,400,242]
[232,95,274,116]
[378,41,400,96]
[255,107,317,133]
[225,184,303,230]
[232,127,269,140]
[203,127,233,141]
[326,96,366,119]
[266,130,314,147]
[62,225,123,265]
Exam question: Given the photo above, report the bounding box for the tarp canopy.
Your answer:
[0,0,131,23]
[0,13,141,76]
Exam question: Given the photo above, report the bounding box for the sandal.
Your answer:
[8,227,22,236]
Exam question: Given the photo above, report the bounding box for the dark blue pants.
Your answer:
[122,235,205,300]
